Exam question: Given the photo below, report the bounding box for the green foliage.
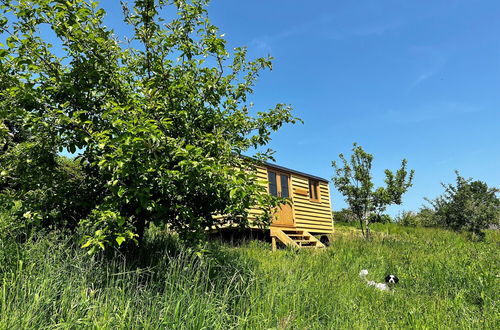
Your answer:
[0,199,41,242]
[332,208,357,223]
[0,224,498,328]
[426,171,500,240]
[0,141,97,235]
[395,208,439,227]
[368,213,392,224]
[334,208,392,224]
[79,208,138,254]
[0,0,298,251]
[332,143,414,238]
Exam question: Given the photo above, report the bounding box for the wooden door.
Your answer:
[268,170,294,226]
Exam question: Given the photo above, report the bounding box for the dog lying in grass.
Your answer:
[359,269,399,291]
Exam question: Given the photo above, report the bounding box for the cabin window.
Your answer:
[268,171,278,197]
[280,174,289,198]
[309,179,320,202]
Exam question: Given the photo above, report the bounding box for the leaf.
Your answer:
[115,236,126,246]
[81,240,92,248]
[229,188,238,199]
[1,0,301,251]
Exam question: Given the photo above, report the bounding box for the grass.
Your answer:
[1,224,499,329]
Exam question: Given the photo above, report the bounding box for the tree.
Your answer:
[0,0,299,253]
[426,171,500,240]
[331,143,414,238]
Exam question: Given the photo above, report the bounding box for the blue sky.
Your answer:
[57,1,500,214]
[200,0,500,214]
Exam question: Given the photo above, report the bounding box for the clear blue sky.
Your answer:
[97,1,500,214]
[204,0,500,215]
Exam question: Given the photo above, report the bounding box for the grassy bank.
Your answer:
[1,224,499,328]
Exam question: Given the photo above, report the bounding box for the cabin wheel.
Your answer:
[319,235,330,246]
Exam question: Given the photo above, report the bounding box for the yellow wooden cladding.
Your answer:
[294,188,309,196]
[216,163,333,235]
[249,164,334,234]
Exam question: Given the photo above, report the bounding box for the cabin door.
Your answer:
[267,170,294,226]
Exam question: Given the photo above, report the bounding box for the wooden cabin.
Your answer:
[250,162,334,250]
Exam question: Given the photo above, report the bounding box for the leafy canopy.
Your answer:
[0,0,299,253]
[332,143,414,237]
[426,171,500,239]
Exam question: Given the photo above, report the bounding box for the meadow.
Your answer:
[0,224,499,329]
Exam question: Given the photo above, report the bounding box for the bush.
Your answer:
[332,208,357,223]
[396,208,439,227]
[334,209,392,224]
[369,213,393,224]
[0,142,99,233]
[0,200,41,242]
[426,172,500,239]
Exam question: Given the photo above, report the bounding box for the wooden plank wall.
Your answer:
[245,166,268,221]
[212,166,266,227]
[290,175,333,233]
[217,165,334,234]
[252,165,334,234]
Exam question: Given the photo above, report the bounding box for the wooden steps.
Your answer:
[270,228,325,250]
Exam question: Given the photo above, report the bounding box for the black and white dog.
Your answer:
[359,269,399,291]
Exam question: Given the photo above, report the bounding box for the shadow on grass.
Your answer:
[80,227,257,302]
[0,228,258,327]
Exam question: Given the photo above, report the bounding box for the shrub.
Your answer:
[0,199,41,242]
[426,172,500,239]
[396,208,439,227]
[0,141,98,232]
[332,208,357,223]
[369,213,393,224]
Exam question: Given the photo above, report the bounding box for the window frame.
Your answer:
[267,170,278,197]
[268,170,292,199]
[309,179,321,202]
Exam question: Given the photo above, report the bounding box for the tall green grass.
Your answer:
[1,224,499,328]
[236,225,499,328]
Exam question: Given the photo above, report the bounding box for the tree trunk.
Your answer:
[132,205,148,244]
[365,217,371,239]
[361,209,370,239]
[136,215,147,244]
[358,217,365,237]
